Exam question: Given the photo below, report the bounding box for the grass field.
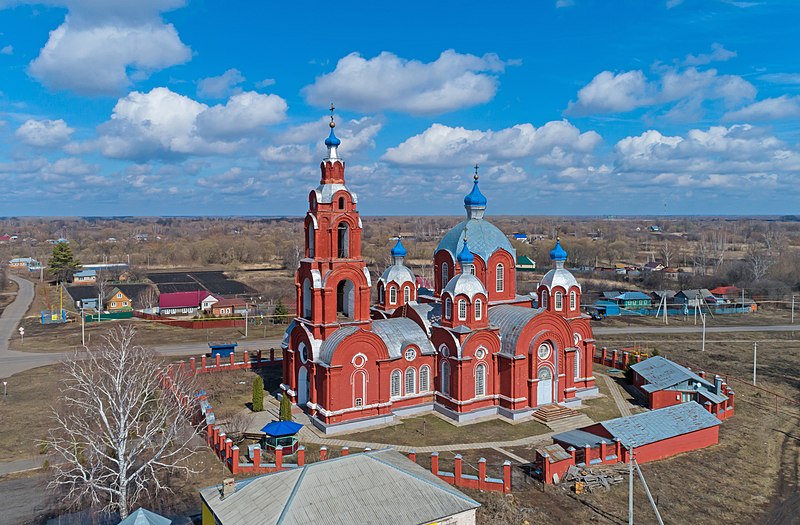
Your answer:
[0,278,19,316]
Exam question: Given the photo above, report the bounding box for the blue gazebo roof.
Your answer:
[261,420,303,437]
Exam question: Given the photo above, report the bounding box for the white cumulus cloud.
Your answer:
[0,45,12,55]
[19,0,191,95]
[724,95,800,121]
[303,50,508,115]
[197,68,245,99]
[683,43,736,66]
[15,118,74,147]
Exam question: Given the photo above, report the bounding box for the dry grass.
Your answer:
[0,278,19,316]
[598,308,795,329]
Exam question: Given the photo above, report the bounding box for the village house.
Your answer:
[106,287,132,312]
[199,449,480,525]
[159,290,207,316]
[642,261,665,272]
[66,285,100,311]
[515,254,536,271]
[610,291,652,310]
[201,293,222,312]
[8,257,41,271]
[73,269,97,285]
[675,289,716,309]
[211,297,248,317]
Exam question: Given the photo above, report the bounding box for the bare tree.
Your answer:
[746,246,773,281]
[138,285,159,311]
[660,241,674,268]
[46,326,199,519]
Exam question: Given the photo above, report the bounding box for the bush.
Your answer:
[252,376,264,412]
[279,393,292,421]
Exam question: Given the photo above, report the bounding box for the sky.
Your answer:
[0,0,799,217]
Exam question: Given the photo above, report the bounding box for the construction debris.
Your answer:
[563,465,626,493]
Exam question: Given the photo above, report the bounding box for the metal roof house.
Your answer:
[117,508,171,525]
[630,356,733,418]
[199,449,480,525]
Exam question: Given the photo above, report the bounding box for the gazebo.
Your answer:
[260,420,303,455]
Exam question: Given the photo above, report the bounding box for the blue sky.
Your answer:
[1,0,799,216]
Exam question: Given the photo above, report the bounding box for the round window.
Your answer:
[404,348,417,361]
[537,343,551,360]
[573,333,582,346]
[475,348,486,360]
[299,344,309,364]
[440,345,449,358]
[352,353,367,368]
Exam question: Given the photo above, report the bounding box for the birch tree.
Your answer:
[46,326,199,519]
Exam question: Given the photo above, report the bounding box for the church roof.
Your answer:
[442,272,486,300]
[199,449,479,525]
[464,178,487,207]
[436,218,514,263]
[318,326,360,365]
[405,302,442,334]
[313,183,358,204]
[488,305,544,356]
[540,268,580,291]
[379,264,415,287]
[372,317,436,359]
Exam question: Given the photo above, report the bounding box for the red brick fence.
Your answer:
[172,349,282,375]
[135,310,245,329]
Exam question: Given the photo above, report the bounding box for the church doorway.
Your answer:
[297,366,310,406]
[336,279,355,318]
[537,367,553,405]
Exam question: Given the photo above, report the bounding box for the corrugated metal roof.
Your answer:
[318,326,360,365]
[117,508,171,525]
[538,444,572,463]
[551,429,608,449]
[371,317,436,359]
[379,264,415,286]
[442,272,486,300]
[631,356,713,392]
[406,302,441,334]
[436,218,514,263]
[601,402,721,448]
[613,291,651,301]
[199,449,479,525]
[488,305,544,356]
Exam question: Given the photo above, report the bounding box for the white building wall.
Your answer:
[424,508,476,525]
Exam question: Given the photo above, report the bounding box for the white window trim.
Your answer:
[554,291,563,311]
[404,367,416,396]
[390,370,402,398]
[420,365,430,392]
[442,263,449,287]
[474,299,483,320]
[458,299,467,321]
[475,363,486,397]
[570,291,577,310]
[389,287,397,305]
[496,264,505,293]
[403,286,410,303]
[444,297,452,319]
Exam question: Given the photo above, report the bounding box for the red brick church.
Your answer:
[281,113,598,433]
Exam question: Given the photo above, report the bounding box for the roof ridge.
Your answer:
[275,465,309,525]
[365,450,480,506]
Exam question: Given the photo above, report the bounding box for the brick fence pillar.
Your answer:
[201,355,207,369]
[478,457,487,490]
[612,349,619,368]
[614,437,621,459]
[601,347,607,365]
[189,357,196,371]
[230,353,236,367]
[215,354,221,368]
[622,352,630,368]
[257,349,263,362]
[270,348,275,362]
[297,446,305,467]
[319,446,328,461]
[253,446,261,467]
[243,350,249,367]
[431,452,439,475]
[225,438,232,459]
[503,461,512,493]
[231,446,239,474]
[454,455,463,485]
[599,440,607,463]
[341,446,349,456]
[567,446,576,464]
[408,450,417,463]
[584,444,591,465]
[275,446,284,470]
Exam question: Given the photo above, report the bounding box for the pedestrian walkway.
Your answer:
[602,373,633,417]
[0,457,45,477]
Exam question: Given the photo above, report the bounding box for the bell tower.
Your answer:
[295,105,372,340]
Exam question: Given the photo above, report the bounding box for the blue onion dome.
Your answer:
[457,238,475,265]
[464,173,487,207]
[391,238,407,258]
[324,121,341,147]
[550,238,568,262]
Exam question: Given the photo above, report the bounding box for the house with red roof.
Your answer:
[211,297,248,317]
[159,290,207,316]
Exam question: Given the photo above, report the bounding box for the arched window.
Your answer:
[574,349,581,380]
[475,363,486,397]
[420,365,430,392]
[403,286,410,303]
[307,228,315,258]
[570,290,577,310]
[389,286,397,305]
[474,298,483,320]
[441,361,450,396]
[353,370,366,407]
[541,289,549,309]
[554,291,563,310]
[442,262,449,287]
[378,283,385,305]
[444,297,452,319]
[404,367,416,395]
[337,223,349,258]
[458,299,467,321]
[390,370,401,398]
[302,279,312,318]
[338,196,345,209]
[496,264,505,292]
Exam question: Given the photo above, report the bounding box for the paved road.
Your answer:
[594,324,799,335]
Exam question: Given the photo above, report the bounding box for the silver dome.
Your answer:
[379,264,415,287]
[442,272,487,300]
[540,268,580,291]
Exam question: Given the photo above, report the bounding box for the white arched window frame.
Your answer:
[404,367,416,395]
[442,262,449,288]
[441,361,450,396]
[475,363,486,397]
[570,290,577,310]
[420,365,430,392]
[474,298,483,320]
[496,264,505,292]
[404,286,410,303]
[302,279,312,319]
[389,286,397,305]
[554,291,563,310]
[307,227,315,258]
[390,370,402,398]
[378,283,385,304]
[541,289,549,309]
[574,349,581,380]
[444,297,453,319]
[458,299,467,321]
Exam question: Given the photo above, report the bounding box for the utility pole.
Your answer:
[635,459,664,525]
[628,446,634,525]
[81,308,85,347]
[753,341,758,386]
[245,303,249,338]
[792,295,795,324]
[701,312,706,352]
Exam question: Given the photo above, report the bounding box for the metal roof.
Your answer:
[631,356,713,392]
[318,326,360,365]
[613,291,651,301]
[540,267,580,291]
[313,183,358,204]
[436,218,514,263]
[378,264,415,287]
[117,508,171,525]
[406,302,441,334]
[600,402,721,448]
[371,317,436,359]
[551,429,608,449]
[199,449,480,525]
[442,272,486,300]
[488,305,544,356]
[261,420,303,437]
